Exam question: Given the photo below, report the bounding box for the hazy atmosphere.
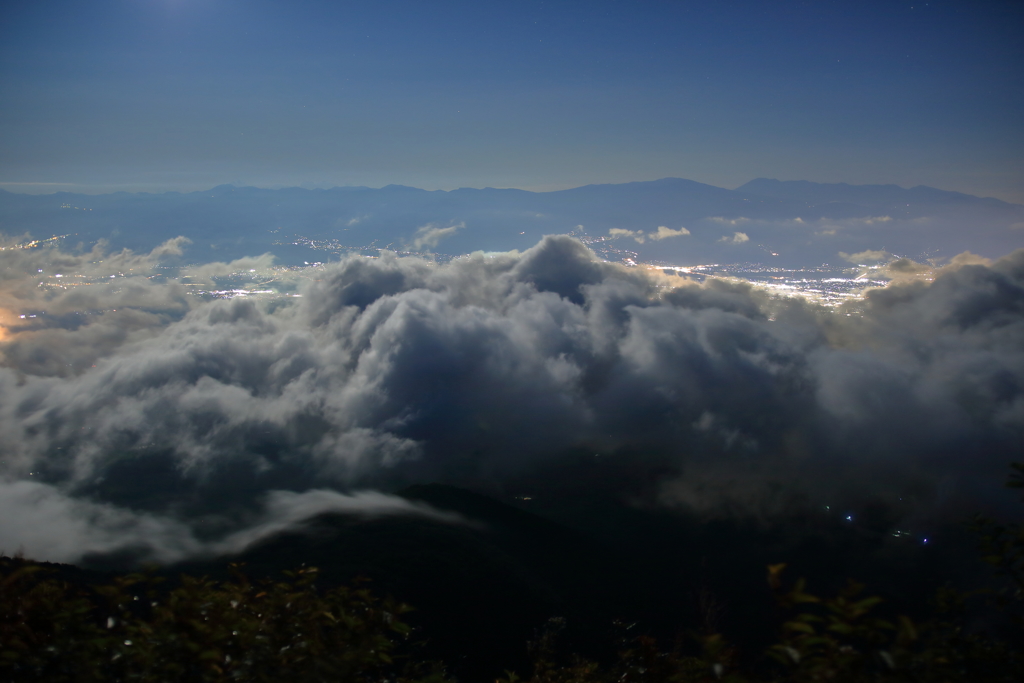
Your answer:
[2,0,1022,201]
[2,2,1023,679]
[1,233,1023,563]
[1,0,1023,563]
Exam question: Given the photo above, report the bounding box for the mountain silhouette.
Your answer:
[2,178,1020,266]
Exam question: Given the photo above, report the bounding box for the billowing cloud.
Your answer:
[840,249,891,263]
[181,253,278,286]
[718,231,749,244]
[610,226,689,243]
[0,479,200,563]
[409,221,464,250]
[608,228,645,243]
[845,252,994,282]
[877,258,932,279]
[649,226,691,240]
[946,252,993,268]
[709,217,751,226]
[1,235,1022,564]
[0,480,464,564]
[0,237,197,377]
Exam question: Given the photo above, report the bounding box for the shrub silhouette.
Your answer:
[2,464,1022,682]
[1,562,448,682]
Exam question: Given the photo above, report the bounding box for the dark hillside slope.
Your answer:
[166,484,648,680]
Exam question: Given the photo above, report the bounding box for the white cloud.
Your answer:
[708,215,891,230]
[709,217,750,226]
[0,480,468,564]
[0,479,200,563]
[718,231,749,244]
[839,249,891,263]
[2,235,1024,564]
[649,226,691,241]
[608,228,645,244]
[409,221,464,250]
[208,490,473,557]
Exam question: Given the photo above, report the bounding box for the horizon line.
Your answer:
[1,177,1018,205]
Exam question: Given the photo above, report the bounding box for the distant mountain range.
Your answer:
[2,178,1021,266]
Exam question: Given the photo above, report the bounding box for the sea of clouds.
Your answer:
[1,235,1022,564]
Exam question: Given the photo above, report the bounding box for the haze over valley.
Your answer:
[2,1,1023,677]
[1,198,1022,562]
[5,176,1021,268]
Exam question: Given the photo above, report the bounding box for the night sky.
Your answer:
[1,0,1022,201]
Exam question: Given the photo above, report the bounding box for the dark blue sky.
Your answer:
[2,0,1021,201]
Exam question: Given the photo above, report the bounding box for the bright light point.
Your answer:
[845,515,853,521]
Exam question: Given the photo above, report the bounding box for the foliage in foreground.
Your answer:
[496,464,1021,683]
[2,464,1022,682]
[0,562,446,683]
[498,567,1020,683]
[3,554,1020,683]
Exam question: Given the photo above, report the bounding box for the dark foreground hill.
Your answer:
[5,478,1023,681]
[165,484,649,680]
[136,483,1000,680]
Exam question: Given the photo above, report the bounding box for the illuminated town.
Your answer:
[9,231,899,321]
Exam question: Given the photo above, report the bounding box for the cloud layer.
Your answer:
[1,236,1023,563]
